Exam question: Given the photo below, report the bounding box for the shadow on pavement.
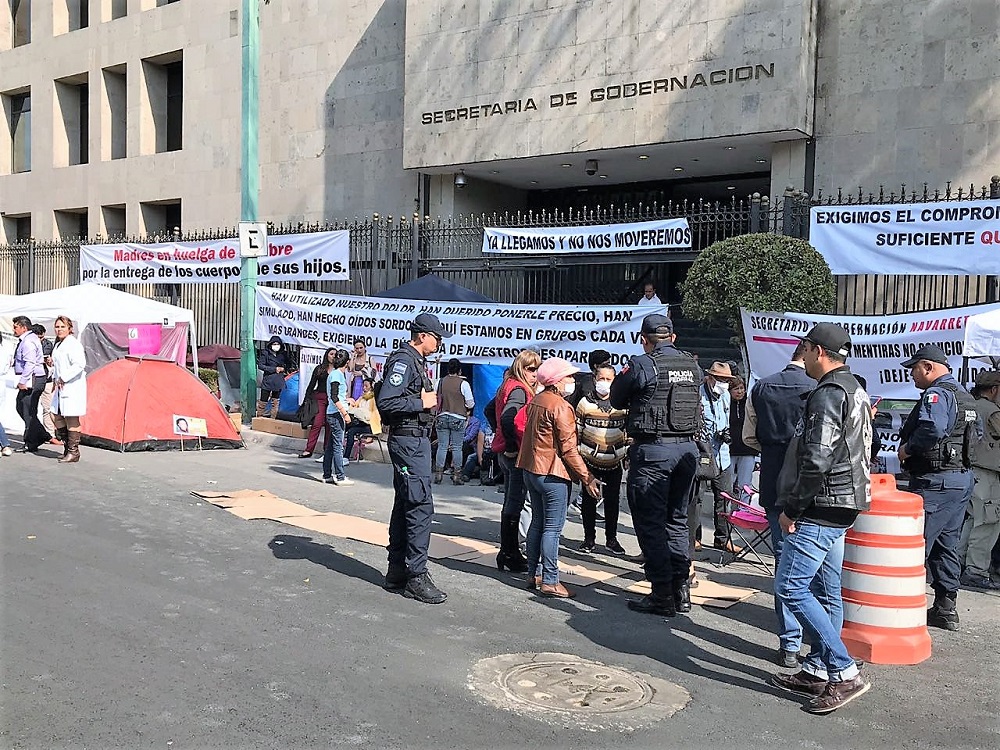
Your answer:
[268,533,384,588]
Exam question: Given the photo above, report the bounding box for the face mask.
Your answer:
[535,383,546,394]
[595,381,611,398]
[713,381,729,396]
[271,344,281,352]
[563,381,576,397]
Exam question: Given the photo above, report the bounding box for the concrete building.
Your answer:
[1,0,997,243]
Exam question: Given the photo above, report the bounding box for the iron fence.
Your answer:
[2,178,998,346]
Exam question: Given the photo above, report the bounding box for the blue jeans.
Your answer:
[765,506,803,653]
[774,520,858,682]
[524,471,570,585]
[322,412,347,481]
[435,414,466,471]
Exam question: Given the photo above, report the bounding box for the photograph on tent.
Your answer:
[81,357,243,451]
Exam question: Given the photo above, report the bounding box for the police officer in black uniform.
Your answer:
[376,313,452,604]
[610,313,702,617]
[897,344,980,630]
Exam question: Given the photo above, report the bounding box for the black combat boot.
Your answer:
[403,572,448,604]
[383,564,407,591]
[627,589,677,617]
[927,592,960,631]
[672,577,692,614]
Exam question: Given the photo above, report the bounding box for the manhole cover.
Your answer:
[469,653,689,731]
[503,659,653,714]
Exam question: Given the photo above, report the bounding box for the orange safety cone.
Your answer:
[840,474,932,665]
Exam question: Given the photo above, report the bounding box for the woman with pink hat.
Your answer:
[518,357,601,598]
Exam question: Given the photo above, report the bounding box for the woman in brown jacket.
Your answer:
[518,357,601,598]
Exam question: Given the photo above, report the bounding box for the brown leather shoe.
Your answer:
[770,670,828,697]
[538,582,575,598]
[49,437,64,446]
[805,675,870,714]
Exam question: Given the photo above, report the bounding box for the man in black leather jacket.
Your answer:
[770,323,872,715]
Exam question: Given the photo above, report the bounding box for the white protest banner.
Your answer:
[80,230,350,285]
[298,347,326,405]
[809,200,1000,275]
[741,303,1000,400]
[482,218,691,254]
[254,287,667,368]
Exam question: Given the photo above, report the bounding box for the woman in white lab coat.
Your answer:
[50,316,87,463]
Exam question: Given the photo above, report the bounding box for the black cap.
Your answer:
[901,344,949,368]
[588,349,611,368]
[410,312,453,338]
[795,323,851,358]
[641,314,673,335]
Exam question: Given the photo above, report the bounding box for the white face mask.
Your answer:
[594,381,611,398]
[563,381,576,397]
[713,381,729,396]
[271,344,281,352]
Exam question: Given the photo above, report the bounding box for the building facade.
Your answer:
[1,0,997,243]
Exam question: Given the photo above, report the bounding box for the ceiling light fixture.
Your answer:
[673,166,684,172]
[529,180,538,184]
[724,146,736,151]
[638,154,650,160]
[755,157,768,164]
[560,163,572,168]
[599,175,608,179]
[727,185,737,190]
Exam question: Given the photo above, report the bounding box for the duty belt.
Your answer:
[388,426,430,438]
[632,434,694,444]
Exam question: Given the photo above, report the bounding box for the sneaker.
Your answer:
[402,572,447,604]
[577,540,596,553]
[335,478,356,487]
[960,572,1000,591]
[770,670,827,697]
[323,476,337,484]
[343,458,350,466]
[605,539,627,556]
[314,456,323,463]
[0,446,12,457]
[776,649,801,669]
[805,675,870,714]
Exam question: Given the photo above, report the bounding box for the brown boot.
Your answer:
[55,427,70,458]
[256,400,267,418]
[452,470,465,485]
[433,469,444,484]
[59,431,81,463]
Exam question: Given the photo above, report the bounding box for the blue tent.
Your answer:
[376,274,503,424]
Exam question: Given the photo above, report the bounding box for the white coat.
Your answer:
[51,335,88,417]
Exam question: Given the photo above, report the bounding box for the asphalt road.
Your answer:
[2,436,998,749]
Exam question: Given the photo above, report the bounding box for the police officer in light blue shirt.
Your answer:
[898,344,980,631]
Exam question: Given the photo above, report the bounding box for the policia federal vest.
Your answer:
[899,381,979,473]
[627,348,702,438]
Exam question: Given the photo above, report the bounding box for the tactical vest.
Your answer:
[970,397,1000,472]
[900,381,979,472]
[626,348,701,438]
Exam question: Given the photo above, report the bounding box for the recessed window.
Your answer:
[101,204,126,238]
[5,89,31,173]
[54,74,89,166]
[12,0,31,47]
[3,214,31,243]
[102,65,127,160]
[140,52,183,154]
[140,199,181,236]
[54,208,88,240]
[105,0,127,20]
[54,0,88,34]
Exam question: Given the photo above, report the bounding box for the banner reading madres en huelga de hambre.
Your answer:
[482,218,691,254]
[254,286,667,367]
[80,230,349,285]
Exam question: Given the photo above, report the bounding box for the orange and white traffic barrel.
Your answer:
[840,474,932,665]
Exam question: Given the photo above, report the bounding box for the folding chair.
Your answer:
[355,432,387,462]
[718,489,774,574]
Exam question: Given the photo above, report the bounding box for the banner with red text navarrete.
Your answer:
[255,286,667,368]
[80,230,349,285]
[809,200,1000,275]
[482,218,691,254]
[741,303,1000,400]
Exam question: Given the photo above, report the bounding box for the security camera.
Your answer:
[585,159,599,176]
[454,170,467,189]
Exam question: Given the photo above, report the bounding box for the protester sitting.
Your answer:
[461,419,499,485]
[575,362,629,555]
[345,377,381,463]
[258,335,291,418]
[518,357,600,598]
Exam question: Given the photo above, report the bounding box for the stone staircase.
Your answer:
[670,316,745,376]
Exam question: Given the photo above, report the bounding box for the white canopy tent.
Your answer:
[0,285,199,436]
[964,307,1000,365]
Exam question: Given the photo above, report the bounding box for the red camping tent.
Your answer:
[81,357,244,451]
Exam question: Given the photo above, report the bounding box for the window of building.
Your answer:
[140,52,182,154]
[11,0,31,47]
[2,214,31,243]
[140,199,181,237]
[103,0,126,21]
[54,0,88,34]
[54,208,88,240]
[6,90,31,173]
[54,74,89,166]
[102,65,127,160]
[101,204,126,237]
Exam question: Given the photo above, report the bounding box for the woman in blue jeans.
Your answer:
[517,357,600,598]
[322,349,355,487]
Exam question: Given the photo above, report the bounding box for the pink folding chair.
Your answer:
[718,488,774,574]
